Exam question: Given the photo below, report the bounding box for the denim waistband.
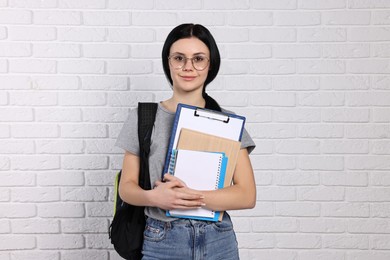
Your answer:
[146,212,231,228]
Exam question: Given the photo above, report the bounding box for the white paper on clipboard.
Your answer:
[162,103,246,175]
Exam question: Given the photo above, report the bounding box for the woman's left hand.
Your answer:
[151,174,205,210]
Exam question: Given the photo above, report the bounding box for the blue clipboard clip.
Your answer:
[194,108,230,123]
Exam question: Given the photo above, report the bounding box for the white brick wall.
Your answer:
[1,1,390,259]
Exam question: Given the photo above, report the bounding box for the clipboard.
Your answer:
[163,103,246,176]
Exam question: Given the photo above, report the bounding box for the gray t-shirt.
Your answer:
[115,102,256,222]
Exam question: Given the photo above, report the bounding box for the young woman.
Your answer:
[115,23,256,260]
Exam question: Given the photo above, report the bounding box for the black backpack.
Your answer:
[109,102,158,260]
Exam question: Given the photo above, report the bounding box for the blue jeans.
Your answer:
[142,213,239,260]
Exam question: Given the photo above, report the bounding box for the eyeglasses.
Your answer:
[168,54,209,71]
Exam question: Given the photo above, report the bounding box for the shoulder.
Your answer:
[125,106,138,120]
[114,107,140,154]
[221,107,235,114]
[220,107,256,153]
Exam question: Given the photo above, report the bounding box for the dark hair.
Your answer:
[162,23,221,111]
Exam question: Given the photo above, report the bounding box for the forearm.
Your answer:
[200,148,256,212]
[119,181,156,207]
[200,183,256,211]
[118,151,159,208]
[119,175,206,210]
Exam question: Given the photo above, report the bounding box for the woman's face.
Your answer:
[168,37,210,96]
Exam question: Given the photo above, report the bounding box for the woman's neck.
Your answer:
[162,95,206,113]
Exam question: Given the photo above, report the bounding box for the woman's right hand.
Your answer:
[151,174,205,210]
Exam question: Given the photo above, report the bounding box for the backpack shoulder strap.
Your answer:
[137,102,158,190]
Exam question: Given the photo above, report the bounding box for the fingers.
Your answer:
[178,190,204,200]
[154,180,203,199]
[172,199,205,209]
[153,175,206,210]
[155,179,183,190]
[171,189,205,209]
[154,174,187,190]
[163,173,187,187]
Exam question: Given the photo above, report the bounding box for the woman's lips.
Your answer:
[180,76,196,81]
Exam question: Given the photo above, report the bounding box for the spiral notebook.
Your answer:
[177,128,241,188]
[166,149,228,221]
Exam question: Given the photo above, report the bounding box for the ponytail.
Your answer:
[203,91,221,112]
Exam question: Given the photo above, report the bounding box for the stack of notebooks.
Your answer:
[164,104,245,222]
[166,148,228,221]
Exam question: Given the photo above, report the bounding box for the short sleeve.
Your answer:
[221,108,256,154]
[115,108,140,156]
[240,127,256,154]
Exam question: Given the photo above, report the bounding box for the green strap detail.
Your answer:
[113,172,120,216]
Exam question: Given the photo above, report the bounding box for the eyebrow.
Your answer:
[170,52,207,56]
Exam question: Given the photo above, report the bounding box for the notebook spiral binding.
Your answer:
[168,150,177,175]
[215,157,223,189]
